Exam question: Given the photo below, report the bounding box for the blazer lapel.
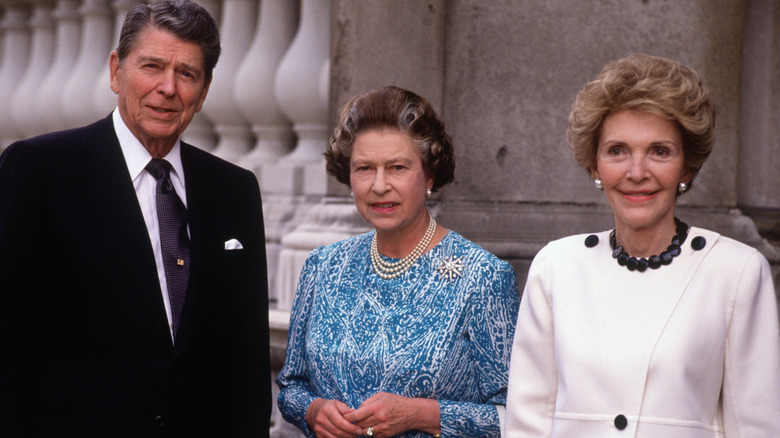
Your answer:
[635,228,720,379]
[80,117,173,350]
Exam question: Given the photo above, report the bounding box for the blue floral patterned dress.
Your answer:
[277,231,520,437]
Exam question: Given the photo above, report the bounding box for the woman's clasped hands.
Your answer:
[306,392,441,438]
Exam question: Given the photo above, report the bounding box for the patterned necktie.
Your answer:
[146,158,190,339]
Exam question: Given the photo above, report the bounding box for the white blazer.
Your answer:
[506,227,780,438]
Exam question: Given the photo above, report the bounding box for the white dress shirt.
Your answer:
[112,109,188,341]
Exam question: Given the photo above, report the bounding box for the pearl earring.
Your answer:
[426,188,432,197]
[594,178,604,190]
[678,182,688,193]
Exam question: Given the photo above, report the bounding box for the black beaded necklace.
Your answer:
[609,217,689,272]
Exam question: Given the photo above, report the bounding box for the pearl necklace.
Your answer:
[370,214,437,280]
[609,217,689,272]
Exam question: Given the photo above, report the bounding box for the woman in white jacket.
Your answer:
[505,53,780,437]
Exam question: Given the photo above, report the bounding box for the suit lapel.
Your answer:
[81,117,173,350]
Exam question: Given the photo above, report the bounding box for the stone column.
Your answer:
[234,0,298,175]
[201,0,256,162]
[60,0,113,127]
[330,0,445,115]
[10,0,54,139]
[35,0,80,133]
[0,0,31,148]
[738,0,780,253]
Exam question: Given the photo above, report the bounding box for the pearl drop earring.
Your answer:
[594,178,604,190]
[678,182,688,193]
[426,188,432,197]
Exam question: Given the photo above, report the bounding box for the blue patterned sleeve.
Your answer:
[440,258,521,437]
[276,248,322,437]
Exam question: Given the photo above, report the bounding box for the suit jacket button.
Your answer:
[614,414,628,430]
[154,415,165,427]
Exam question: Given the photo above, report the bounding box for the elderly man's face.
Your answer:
[109,28,210,157]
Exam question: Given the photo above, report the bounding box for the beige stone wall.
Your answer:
[739,0,780,245]
[330,0,780,290]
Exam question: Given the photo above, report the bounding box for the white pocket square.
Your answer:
[224,238,244,250]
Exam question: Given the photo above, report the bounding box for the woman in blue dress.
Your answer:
[276,86,521,438]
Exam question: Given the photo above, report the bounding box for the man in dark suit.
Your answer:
[0,1,271,436]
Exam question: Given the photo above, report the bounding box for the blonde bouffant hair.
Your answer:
[567,53,715,190]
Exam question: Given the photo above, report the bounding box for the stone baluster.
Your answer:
[35,0,80,133]
[234,0,298,175]
[60,0,113,128]
[200,0,256,163]
[263,0,329,195]
[10,0,54,140]
[91,0,137,118]
[0,0,31,148]
[180,0,220,151]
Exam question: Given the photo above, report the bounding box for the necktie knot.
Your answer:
[147,159,174,193]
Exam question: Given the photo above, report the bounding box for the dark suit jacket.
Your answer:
[0,116,271,437]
